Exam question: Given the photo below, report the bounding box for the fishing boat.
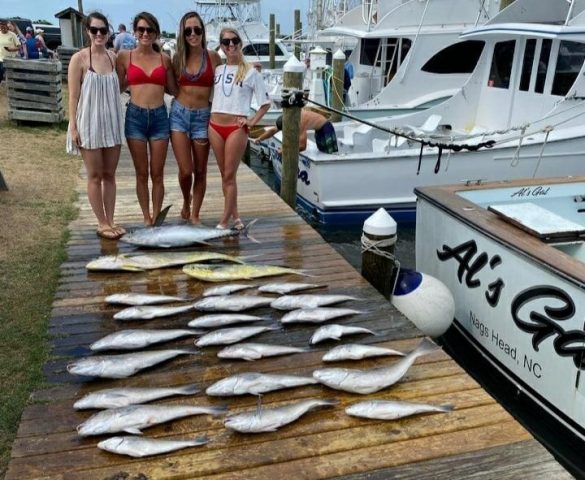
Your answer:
[268,0,585,226]
[414,175,585,474]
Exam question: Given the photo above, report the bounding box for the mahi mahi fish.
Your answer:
[183,264,306,282]
[74,384,200,410]
[105,293,190,306]
[67,350,196,378]
[98,435,209,458]
[224,399,338,433]
[258,283,325,295]
[310,324,378,344]
[322,344,405,362]
[77,404,227,436]
[202,284,256,297]
[114,304,195,320]
[86,251,247,271]
[206,372,318,396]
[345,400,454,420]
[188,313,266,329]
[192,295,273,312]
[270,294,358,311]
[90,329,202,351]
[281,308,364,324]
[312,338,440,394]
[120,220,256,248]
[217,343,307,361]
[195,326,278,347]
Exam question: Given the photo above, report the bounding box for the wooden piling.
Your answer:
[269,14,276,70]
[294,10,302,60]
[331,49,345,123]
[280,59,305,209]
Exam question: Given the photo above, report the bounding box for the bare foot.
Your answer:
[181,199,191,220]
[97,225,120,240]
[112,225,126,236]
[190,217,201,225]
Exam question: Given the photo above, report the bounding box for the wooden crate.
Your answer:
[4,58,64,123]
[56,46,79,81]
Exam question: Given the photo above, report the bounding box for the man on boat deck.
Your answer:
[254,108,338,154]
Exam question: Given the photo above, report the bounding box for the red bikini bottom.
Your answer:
[209,120,249,141]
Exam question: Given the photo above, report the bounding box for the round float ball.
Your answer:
[391,269,455,337]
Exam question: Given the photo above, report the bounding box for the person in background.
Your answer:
[6,21,27,58]
[66,11,126,240]
[209,27,270,230]
[116,12,175,226]
[170,11,221,224]
[253,108,338,154]
[0,19,20,84]
[34,29,53,58]
[113,23,136,53]
[24,26,39,59]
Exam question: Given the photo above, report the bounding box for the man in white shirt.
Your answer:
[0,19,20,84]
[113,24,136,53]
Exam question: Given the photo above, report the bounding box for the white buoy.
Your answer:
[391,269,455,337]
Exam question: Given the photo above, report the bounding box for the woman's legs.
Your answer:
[148,138,168,225]
[171,131,194,220]
[102,145,123,234]
[127,138,152,225]
[190,139,210,224]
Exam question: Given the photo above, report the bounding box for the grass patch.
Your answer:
[0,84,80,477]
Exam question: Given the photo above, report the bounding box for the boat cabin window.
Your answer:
[488,40,515,89]
[519,39,536,91]
[242,43,286,57]
[359,38,411,68]
[421,40,484,74]
[552,41,585,96]
[535,39,552,94]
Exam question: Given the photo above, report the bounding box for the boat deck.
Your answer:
[5,149,571,479]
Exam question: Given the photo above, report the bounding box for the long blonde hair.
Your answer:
[174,12,208,78]
[220,27,249,84]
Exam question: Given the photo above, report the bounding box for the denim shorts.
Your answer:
[125,103,170,141]
[169,99,211,140]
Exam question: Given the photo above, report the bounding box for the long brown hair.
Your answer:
[133,11,161,52]
[173,11,207,78]
[84,11,110,46]
[220,27,249,83]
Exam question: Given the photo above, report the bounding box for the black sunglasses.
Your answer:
[184,26,203,36]
[136,26,155,35]
[220,37,241,46]
[88,26,108,36]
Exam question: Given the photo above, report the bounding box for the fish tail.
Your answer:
[190,435,209,446]
[411,337,441,358]
[242,219,261,243]
[320,398,340,407]
[438,404,455,413]
[208,405,229,416]
[176,384,200,395]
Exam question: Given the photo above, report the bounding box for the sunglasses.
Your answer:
[184,26,203,36]
[88,26,108,36]
[220,37,241,46]
[136,26,156,35]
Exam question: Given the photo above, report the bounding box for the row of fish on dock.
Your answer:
[70,246,454,458]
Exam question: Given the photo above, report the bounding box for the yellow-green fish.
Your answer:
[86,251,246,272]
[182,264,306,282]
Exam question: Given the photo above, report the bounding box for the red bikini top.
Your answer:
[127,53,167,87]
[178,50,214,87]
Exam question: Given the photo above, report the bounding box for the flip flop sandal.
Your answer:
[96,227,119,240]
[233,218,245,231]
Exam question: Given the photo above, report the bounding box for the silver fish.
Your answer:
[270,294,358,311]
[322,344,405,362]
[74,384,200,410]
[310,324,378,345]
[202,284,256,297]
[114,304,195,320]
[224,399,338,433]
[206,372,318,396]
[258,283,325,295]
[217,343,307,361]
[98,435,209,458]
[67,350,196,379]
[105,293,189,306]
[183,264,305,282]
[77,404,227,436]
[345,400,454,420]
[90,329,202,351]
[188,313,266,329]
[193,295,273,312]
[120,221,254,248]
[281,308,364,324]
[312,338,440,394]
[195,326,277,347]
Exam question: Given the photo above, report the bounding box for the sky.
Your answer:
[3,1,311,35]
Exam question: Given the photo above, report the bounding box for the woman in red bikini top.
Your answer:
[116,11,176,226]
[170,12,222,225]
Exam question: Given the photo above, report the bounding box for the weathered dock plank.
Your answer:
[5,147,570,479]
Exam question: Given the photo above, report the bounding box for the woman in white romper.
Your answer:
[67,11,125,240]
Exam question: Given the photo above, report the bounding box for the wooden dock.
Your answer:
[5,148,571,479]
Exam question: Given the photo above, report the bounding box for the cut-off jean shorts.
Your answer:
[169,99,211,140]
[125,102,170,141]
